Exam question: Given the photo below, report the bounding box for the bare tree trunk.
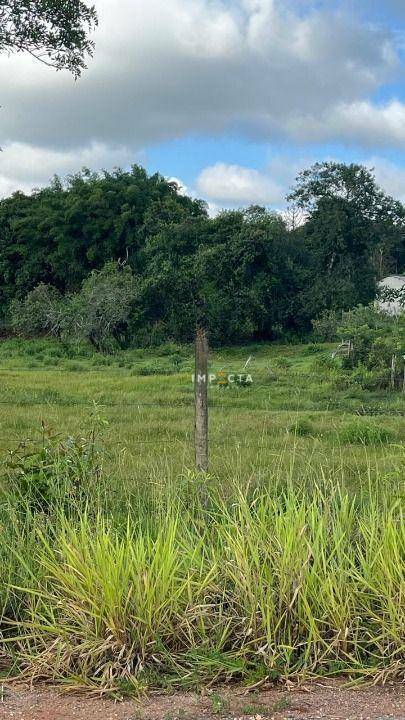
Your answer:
[195,326,208,472]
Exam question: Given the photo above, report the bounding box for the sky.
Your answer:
[1,0,405,213]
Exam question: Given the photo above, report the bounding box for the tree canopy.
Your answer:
[1,161,404,346]
[0,0,97,75]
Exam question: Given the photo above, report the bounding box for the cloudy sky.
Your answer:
[1,0,405,211]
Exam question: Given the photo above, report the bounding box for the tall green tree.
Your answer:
[293,197,378,323]
[0,167,206,322]
[133,207,296,345]
[289,162,405,278]
[288,163,405,327]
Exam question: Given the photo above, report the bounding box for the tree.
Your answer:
[65,261,138,351]
[10,282,64,336]
[197,207,295,343]
[134,206,296,345]
[296,196,379,322]
[289,162,405,277]
[288,162,404,222]
[287,163,405,327]
[0,166,207,323]
[0,0,97,76]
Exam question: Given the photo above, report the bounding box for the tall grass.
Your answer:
[4,479,404,694]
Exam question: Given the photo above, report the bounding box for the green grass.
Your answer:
[0,338,404,495]
[3,482,404,693]
[0,338,403,692]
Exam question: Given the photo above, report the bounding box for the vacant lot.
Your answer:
[0,338,403,696]
[0,337,404,489]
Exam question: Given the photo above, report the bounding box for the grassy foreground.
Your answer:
[0,339,403,692]
[1,480,404,693]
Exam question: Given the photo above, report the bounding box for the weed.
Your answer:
[288,418,316,437]
[241,702,269,716]
[2,413,105,515]
[338,420,394,445]
[272,696,291,713]
[210,693,230,715]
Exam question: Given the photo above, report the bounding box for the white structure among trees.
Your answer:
[378,275,405,315]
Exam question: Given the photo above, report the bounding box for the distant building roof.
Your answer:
[379,275,405,284]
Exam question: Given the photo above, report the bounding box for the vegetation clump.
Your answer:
[2,480,402,694]
[2,162,404,345]
[339,305,405,390]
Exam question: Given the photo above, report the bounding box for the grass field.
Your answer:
[0,337,404,492]
[0,338,403,692]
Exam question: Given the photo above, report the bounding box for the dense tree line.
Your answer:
[1,162,404,347]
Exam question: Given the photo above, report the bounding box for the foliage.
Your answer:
[2,414,105,514]
[338,304,405,389]
[289,161,404,224]
[64,261,138,351]
[0,167,206,320]
[6,482,404,692]
[312,309,342,342]
[10,283,64,337]
[10,264,138,351]
[289,162,405,326]
[1,162,405,345]
[337,419,394,445]
[0,0,97,76]
[134,207,297,344]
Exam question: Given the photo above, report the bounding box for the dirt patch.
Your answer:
[0,681,404,720]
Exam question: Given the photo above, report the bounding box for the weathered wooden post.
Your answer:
[195,325,208,472]
[403,355,405,394]
[391,354,396,390]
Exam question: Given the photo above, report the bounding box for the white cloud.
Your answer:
[366,157,405,204]
[287,100,405,147]
[197,162,284,205]
[0,142,138,196]
[196,154,405,210]
[0,0,399,150]
[0,0,404,197]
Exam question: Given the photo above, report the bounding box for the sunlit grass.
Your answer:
[4,479,403,693]
[0,338,403,692]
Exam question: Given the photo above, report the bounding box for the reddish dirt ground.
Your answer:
[0,681,404,720]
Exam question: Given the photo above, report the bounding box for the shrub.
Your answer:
[131,363,176,376]
[64,262,138,352]
[287,417,319,437]
[10,284,64,337]
[335,304,405,390]
[302,343,323,355]
[338,420,394,445]
[312,309,342,342]
[158,342,183,356]
[2,418,105,515]
[313,353,339,372]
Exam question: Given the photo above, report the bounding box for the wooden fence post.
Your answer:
[195,326,208,472]
[391,354,396,391]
